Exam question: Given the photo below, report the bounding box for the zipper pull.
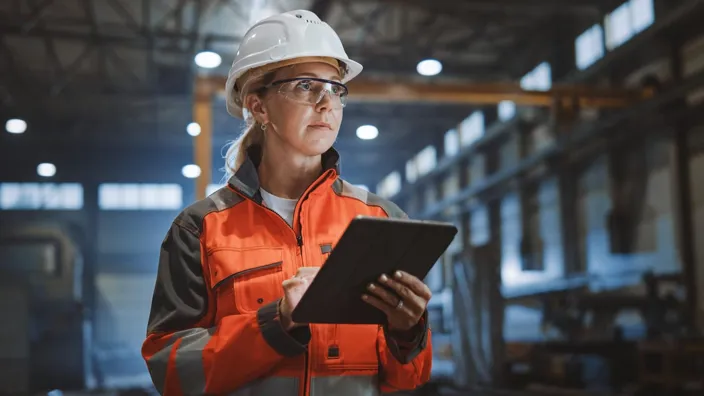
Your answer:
[297,234,304,247]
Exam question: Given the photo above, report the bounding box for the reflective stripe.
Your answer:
[173,327,214,394]
[229,376,299,396]
[146,336,180,394]
[331,179,407,219]
[310,375,380,396]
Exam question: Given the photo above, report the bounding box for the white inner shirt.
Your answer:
[260,187,298,227]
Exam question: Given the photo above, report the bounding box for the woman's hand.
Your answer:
[362,270,432,331]
[279,267,319,331]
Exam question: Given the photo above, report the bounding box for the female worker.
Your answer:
[142,9,432,395]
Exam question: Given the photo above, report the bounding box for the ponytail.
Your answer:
[223,66,281,179]
[224,120,265,179]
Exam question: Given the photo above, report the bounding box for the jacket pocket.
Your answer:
[209,247,285,314]
[317,324,380,371]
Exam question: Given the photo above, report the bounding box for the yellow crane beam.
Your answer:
[192,74,652,199]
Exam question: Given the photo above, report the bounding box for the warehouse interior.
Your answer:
[1,0,704,394]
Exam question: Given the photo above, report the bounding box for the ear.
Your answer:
[244,94,269,125]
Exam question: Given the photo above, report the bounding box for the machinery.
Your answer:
[0,225,94,394]
[504,272,693,392]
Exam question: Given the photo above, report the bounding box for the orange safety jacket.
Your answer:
[142,145,433,395]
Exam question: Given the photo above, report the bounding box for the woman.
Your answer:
[142,9,433,395]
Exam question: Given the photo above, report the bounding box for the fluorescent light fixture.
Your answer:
[356,125,378,140]
[194,51,222,69]
[182,164,202,179]
[6,118,27,134]
[416,59,442,76]
[187,122,201,136]
[37,163,56,177]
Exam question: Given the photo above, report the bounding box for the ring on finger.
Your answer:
[395,299,404,310]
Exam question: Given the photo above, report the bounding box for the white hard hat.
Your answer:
[225,9,363,118]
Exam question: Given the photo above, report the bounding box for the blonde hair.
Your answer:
[224,120,264,178]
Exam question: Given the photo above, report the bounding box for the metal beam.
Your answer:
[381,0,617,17]
[346,80,649,107]
[200,74,649,107]
[0,21,241,50]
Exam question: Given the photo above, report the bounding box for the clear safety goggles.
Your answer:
[262,77,349,108]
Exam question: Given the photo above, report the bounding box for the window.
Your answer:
[0,183,83,210]
[605,3,633,50]
[605,0,655,50]
[631,0,654,34]
[98,183,182,210]
[415,146,437,178]
[520,62,552,91]
[575,24,605,70]
[498,101,516,121]
[376,171,402,199]
[444,129,460,157]
[459,112,485,147]
[406,159,418,183]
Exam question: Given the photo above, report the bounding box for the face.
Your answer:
[245,62,345,157]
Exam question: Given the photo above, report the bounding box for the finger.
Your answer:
[366,282,400,308]
[378,274,416,301]
[378,275,425,312]
[282,277,308,289]
[295,267,320,277]
[391,271,432,301]
[361,293,393,316]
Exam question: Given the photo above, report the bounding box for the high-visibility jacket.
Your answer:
[142,145,433,395]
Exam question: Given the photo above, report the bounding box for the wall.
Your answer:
[92,211,178,387]
[499,30,704,341]
[691,127,704,329]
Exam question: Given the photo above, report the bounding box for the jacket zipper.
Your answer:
[257,203,309,395]
[239,171,333,396]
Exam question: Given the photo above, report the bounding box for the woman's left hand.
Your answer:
[362,270,432,331]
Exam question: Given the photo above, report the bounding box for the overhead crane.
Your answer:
[191,74,653,199]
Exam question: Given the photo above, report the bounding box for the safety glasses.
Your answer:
[261,77,349,108]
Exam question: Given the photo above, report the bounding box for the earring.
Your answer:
[261,123,267,131]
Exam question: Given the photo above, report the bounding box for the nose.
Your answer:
[314,90,334,113]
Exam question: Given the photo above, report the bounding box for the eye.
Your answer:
[295,80,313,90]
[332,85,345,95]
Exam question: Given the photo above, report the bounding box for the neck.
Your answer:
[257,142,323,200]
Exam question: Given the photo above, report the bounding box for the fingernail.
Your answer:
[395,271,402,279]
[362,294,368,300]
[380,274,388,282]
[367,283,375,290]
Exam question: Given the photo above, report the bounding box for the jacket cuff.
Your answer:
[383,310,429,364]
[257,299,310,357]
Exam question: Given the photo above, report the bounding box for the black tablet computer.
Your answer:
[291,215,458,325]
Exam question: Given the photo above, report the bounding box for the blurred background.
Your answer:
[1,0,704,395]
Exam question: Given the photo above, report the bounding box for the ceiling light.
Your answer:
[416,59,442,76]
[37,163,56,177]
[6,118,27,134]
[187,122,201,137]
[182,164,202,179]
[356,125,378,140]
[194,51,222,69]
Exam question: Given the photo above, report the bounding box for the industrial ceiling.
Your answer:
[0,0,626,184]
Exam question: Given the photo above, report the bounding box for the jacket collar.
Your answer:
[228,144,341,201]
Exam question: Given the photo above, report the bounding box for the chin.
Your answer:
[300,139,335,156]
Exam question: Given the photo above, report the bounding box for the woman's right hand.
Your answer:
[279,267,319,331]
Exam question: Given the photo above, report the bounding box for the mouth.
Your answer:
[308,122,332,130]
